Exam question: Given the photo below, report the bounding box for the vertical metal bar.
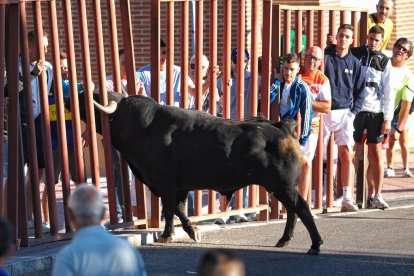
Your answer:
[318,10,325,72]
[269,3,280,122]
[313,115,324,209]
[62,0,85,185]
[119,0,137,96]
[6,2,23,243]
[77,0,101,188]
[166,1,174,106]
[107,0,121,93]
[340,10,346,25]
[283,9,291,55]
[222,0,231,120]
[48,0,72,233]
[33,0,58,235]
[0,4,5,216]
[92,0,118,224]
[150,0,161,227]
[295,10,302,53]
[248,0,259,210]
[180,0,189,109]
[306,10,314,49]
[118,0,136,222]
[351,11,358,47]
[195,0,203,111]
[326,133,334,208]
[258,0,274,222]
[194,0,203,217]
[234,0,246,210]
[208,0,218,214]
[329,10,336,45]
[359,11,368,46]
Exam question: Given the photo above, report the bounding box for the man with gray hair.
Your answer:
[52,184,147,276]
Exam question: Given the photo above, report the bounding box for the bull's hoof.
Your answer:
[157,236,174,243]
[307,240,323,255]
[275,239,290,248]
[189,227,202,243]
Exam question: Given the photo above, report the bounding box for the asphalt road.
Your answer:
[139,205,414,275]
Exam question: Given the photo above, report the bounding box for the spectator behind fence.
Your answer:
[386,38,414,178]
[197,249,245,276]
[297,46,331,211]
[52,184,147,276]
[323,24,365,212]
[364,0,394,51]
[351,25,393,209]
[0,218,15,276]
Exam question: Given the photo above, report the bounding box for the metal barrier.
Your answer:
[0,0,369,247]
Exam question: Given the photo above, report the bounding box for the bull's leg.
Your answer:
[158,195,176,243]
[275,208,297,248]
[274,188,323,254]
[174,192,201,243]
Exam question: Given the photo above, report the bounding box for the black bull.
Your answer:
[69,91,323,254]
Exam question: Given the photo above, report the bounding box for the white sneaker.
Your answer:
[372,194,389,209]
[341,198,359,212]
[333,196,343,207]
[384,168,395,177]
[403,169,412,177]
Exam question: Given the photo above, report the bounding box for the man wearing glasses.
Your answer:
[297,46,331,211]
[385,38,414,178]
[351,25,393,209]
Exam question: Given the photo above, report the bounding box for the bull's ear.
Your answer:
[278,119,297,137]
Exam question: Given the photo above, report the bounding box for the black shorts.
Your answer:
[22,115,45,169]
[353,111,384,144]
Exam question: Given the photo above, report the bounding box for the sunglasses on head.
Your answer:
[395,44,409,53]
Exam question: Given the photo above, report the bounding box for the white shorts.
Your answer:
[323,109,355,151]
[302,132,318,161]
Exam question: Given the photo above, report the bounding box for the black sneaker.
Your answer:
[366,197,374,209]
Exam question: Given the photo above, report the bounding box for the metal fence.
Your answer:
[0,0,368,247]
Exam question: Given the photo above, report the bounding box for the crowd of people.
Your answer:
[1,0,413,274]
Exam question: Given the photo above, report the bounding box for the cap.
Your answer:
[231,48,250,61]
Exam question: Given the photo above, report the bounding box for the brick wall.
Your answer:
[22,0,412,83]
[389,0,414,72]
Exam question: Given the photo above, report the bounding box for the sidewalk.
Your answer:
[5,142,414,276]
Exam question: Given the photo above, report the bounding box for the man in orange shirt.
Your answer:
[297,46,332,211]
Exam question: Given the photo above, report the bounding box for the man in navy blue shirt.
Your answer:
[324,24,365,212]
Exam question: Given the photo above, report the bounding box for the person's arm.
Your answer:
[351,61,366,115]
[299,83,313,146]
[269,79,281,105]
[313,79,331,113]
[381,61,394,134]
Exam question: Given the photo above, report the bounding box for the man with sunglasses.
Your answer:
[350,25,393,209]
[297,46,331,210]
[385,38,414,178]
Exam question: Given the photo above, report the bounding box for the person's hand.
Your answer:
[326,33,334,47]
[81,130,89,148]
[207,66,221,81]
[391,130,400,141]
[381,120,391,135]
[31,60,47,76]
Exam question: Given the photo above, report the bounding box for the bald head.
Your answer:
[303,46,323,72]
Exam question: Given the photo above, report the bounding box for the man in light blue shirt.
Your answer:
[137,39,181,106]
[52,184,147,276]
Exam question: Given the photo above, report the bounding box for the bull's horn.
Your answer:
[93,100,117,114]
[121,86,129,98]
